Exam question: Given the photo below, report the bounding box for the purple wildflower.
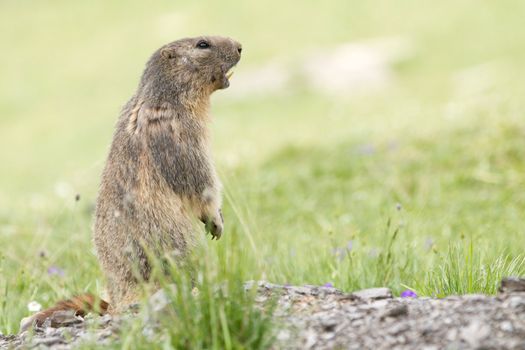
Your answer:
[323,282,334,288]
[400,289,417,298]
[47,266,65,277]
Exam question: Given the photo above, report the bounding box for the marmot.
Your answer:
[22,35,242,329]
[95,35,241,312]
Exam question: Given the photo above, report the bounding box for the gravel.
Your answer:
[249,278,525,349]
[2,278,524,349]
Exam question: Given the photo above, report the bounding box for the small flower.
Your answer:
[323,282,334,288]
[27,301,42,312]
[47,266,65,277]
[400,290,417,298]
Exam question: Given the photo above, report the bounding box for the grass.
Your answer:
[78,251,276,350]
[1,0,525,348]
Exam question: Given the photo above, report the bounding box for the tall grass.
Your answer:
[80,249,276,350]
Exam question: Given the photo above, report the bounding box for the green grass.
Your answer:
[1,0,525,348]
[75,251,276,350]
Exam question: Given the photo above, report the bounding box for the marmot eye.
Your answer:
[196,40,210,49]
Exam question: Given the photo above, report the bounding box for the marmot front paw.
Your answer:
[202,209,224,240]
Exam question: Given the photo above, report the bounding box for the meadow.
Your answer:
[1,0,525,348]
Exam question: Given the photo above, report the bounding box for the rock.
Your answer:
[19,315,36,333]
[500,321,514,332]
[503,295,525,310]
[46,310,83,328]
[446,328,458,341]
[86,313,112,327]
[459,294,488,302]
[31,336,65,347]
[320,317,338,332]
[421,346,439,350]
[277,329,291,341]
[387,322,409,335]
[380,304,408,319]
[304,329,318,349]
[460,320,491,347]
[499,277,525,293]
[351,287,393,300]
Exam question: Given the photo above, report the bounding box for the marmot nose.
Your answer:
[237,46,242,55]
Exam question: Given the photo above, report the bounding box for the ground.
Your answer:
[2,279,525,349]
[1,1,525,348]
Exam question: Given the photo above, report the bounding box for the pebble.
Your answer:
[499,277,525,293]
[460,320,491,347]
[500,321,514,332]
[352,287,393,300]
[32,336,65,347]
[380,304,408,319]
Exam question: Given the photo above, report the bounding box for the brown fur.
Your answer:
[20,294,108,332]
[25,36,241,326]
[96,35,241,312]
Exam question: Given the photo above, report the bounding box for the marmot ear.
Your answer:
[160,47,176,59]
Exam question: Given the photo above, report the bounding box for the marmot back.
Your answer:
[94,36,242,312]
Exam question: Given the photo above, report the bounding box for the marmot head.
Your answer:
[140,36,242,99]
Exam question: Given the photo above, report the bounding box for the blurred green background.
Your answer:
[1,0,525,336]
[2,0,524,199]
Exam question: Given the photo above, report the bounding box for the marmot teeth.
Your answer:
[225,70,234,79]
